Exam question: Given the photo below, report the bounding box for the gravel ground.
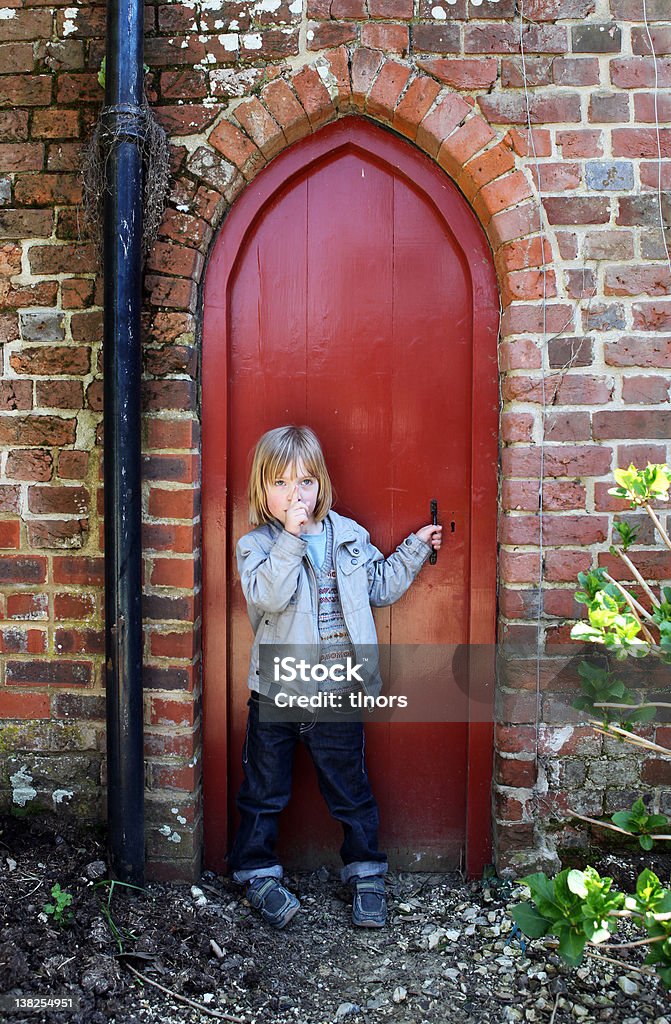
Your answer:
[1,814,670,1024]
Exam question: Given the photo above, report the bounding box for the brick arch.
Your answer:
[143,48,552,879]
[191,45,551,316]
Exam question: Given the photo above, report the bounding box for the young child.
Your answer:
[229,425,442,929]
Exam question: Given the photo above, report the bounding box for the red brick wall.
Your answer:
[1,0,670,878]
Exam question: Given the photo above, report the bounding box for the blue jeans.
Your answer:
[228,693,388,884]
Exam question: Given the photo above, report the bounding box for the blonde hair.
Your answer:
[248,425,333,526]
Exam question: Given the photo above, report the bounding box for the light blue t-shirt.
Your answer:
[305,523,327,569]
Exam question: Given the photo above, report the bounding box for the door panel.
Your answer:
[202,118,499,876]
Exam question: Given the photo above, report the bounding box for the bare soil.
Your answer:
[1,814,669,1024]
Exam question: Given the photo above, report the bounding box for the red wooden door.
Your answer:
[202,118,499,878]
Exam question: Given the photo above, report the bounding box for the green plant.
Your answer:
[652,587,671,652]
[43,883,73,926]
[510,462,671,988]
[570,464,671,653]
[512,867,671,985]
[611,798,670,852]
[609,463,671,507]
[572,660,657,731]
[572,586,647,649]
[94,879,144,953]
[613,520,639,551]
[511,867,624,966]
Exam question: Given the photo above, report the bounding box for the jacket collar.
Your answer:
[325,510,358,545]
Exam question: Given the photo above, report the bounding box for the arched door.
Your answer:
[202,117,499,878]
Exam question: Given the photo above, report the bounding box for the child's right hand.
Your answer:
[284,497,309,536]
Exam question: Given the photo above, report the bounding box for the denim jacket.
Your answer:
[236,509,432,698]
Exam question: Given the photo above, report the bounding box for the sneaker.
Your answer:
[246,876,300,929]
[351,875,387,928]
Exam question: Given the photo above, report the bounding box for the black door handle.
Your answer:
[430,498,438,565]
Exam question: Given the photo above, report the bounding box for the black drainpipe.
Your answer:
[102,0,145,885]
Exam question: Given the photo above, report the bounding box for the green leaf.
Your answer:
[520,872,555,901]
[571,623,606,642]
[640,834,654,851]
[655,966,671,989]
[637,868,661,892]
[584,916,613,945]
[613,466,634,489]
[510,903,553,938]
[557,927,587,967]
[627,705,658,723]
[635,868,665,912]
[519,872,570,921]
[653,893,671,917]
[611,811,635,831]
[567,870,588,899]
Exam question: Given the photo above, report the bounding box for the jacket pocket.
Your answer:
[337,545,370,611]
[338,541,367,576]
[257,614,277,644]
